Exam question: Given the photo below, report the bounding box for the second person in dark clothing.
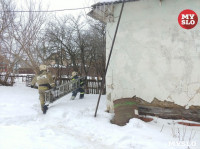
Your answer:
[70,71,85,100]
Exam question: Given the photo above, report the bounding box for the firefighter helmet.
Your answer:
[39,65,47,71]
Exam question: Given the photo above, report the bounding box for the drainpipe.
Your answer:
[94,0,126,117]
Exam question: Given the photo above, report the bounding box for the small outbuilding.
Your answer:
[88,0,200,122]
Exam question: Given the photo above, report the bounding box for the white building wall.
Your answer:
[106,0,200,112]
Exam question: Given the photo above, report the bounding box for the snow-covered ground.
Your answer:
[0,81,200,149]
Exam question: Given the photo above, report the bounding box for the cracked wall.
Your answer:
[105,0,200,112]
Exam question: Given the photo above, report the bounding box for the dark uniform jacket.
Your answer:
[72,75,84,87]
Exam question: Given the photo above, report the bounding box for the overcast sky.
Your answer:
[16,0,115,17]
[46,0,93,10]
[16,0,97,16]
[44,0,115,10]
[45,0,95,16]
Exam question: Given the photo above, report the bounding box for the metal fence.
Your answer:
[0,74,28,86]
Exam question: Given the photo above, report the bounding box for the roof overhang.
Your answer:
[88,4,114,23]
[88,0,139,23]
[92,0,138,7]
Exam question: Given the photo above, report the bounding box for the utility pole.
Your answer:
[94,0,126,117]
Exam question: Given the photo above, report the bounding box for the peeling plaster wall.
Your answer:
[106,0,200,112]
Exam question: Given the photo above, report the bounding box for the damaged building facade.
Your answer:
[88,0,200,121]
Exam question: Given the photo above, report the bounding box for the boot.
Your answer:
[42,105,48,114]
[80,94,84,99]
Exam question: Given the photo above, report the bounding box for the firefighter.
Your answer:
[31,65,55,114]
[70,71,85,100]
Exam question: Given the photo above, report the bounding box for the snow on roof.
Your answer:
[92,0,138,7]
[96,0,118,2]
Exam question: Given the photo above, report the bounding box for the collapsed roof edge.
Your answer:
[92,0,139,7]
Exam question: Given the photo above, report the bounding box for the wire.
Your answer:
[0,6,92,13]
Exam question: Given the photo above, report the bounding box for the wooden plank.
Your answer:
[138,105,200,122]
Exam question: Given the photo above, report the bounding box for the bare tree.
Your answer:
[70,15,94,77]
[44,14,106,79]
[0,0,17,85]
[11,0,47,74]
[45,15,80,77]
[87,18,106,79]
